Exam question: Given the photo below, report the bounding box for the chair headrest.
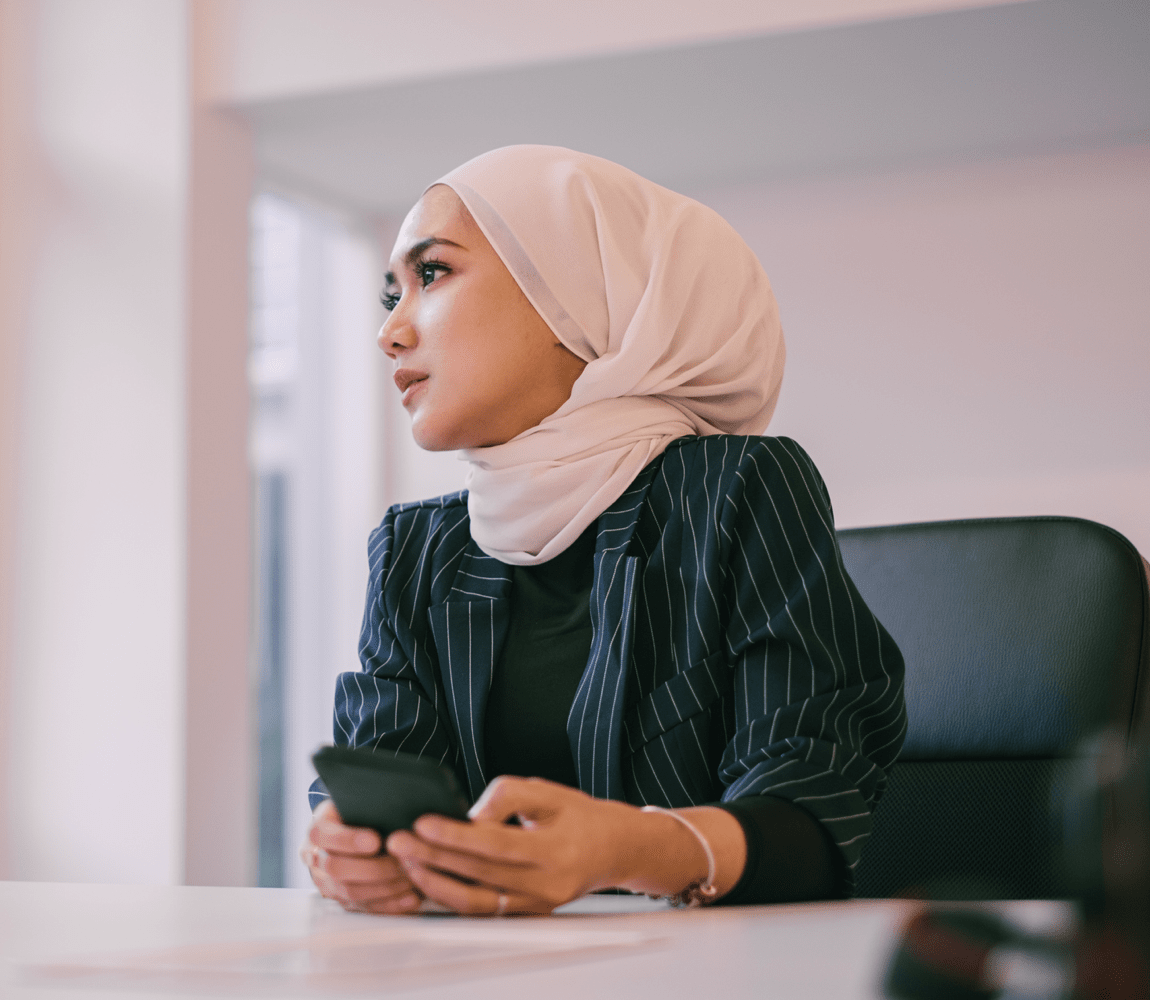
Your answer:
[838,517,1149,761]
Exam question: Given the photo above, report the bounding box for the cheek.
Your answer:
[422,296,486,364]
[434,317,504,391]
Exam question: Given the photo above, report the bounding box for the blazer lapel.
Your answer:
[427,540,512,801]
[568,461,660,801]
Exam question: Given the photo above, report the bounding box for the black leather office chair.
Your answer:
[838,516,1150,899]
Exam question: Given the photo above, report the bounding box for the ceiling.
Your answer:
[210,0,1039,104]
[240,0,1150,216]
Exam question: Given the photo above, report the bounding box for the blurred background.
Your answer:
[0,0,1146,891]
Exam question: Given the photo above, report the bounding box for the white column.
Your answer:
[8,0,188,883]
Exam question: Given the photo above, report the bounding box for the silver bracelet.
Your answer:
[641,805,719,907]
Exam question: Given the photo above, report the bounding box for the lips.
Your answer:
[394,368,428,396]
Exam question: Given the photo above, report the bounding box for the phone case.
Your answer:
[312,745,470,838]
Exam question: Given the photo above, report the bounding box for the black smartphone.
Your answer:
[311,745,470,840]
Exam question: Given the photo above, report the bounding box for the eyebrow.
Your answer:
[383,236,466,286]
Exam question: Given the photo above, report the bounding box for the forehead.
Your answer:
[389,185,477,266]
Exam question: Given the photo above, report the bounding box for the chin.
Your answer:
[410,419,464,452]
[415,439,459,453]
[412,432,455,452]
[410,413,509,452]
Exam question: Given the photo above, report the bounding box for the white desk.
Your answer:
[0,882,1069,999]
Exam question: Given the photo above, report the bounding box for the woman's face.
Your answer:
[379,186,587,451]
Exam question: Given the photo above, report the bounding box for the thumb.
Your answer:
[468,776,566,824]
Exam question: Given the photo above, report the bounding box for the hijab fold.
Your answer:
[434,146,785,565]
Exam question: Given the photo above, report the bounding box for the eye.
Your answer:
[380,258,450,311]
[418,260,450,288]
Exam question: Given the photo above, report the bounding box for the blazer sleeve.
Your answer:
[307,508,458,811]
[716,437,907,884]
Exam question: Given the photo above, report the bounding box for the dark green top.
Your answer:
[483,521,597,787]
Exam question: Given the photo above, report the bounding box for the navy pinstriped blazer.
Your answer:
[310,435,907,881]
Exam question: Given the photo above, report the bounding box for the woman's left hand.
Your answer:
[383,777,645,915]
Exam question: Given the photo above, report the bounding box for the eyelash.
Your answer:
[380,258,451,312]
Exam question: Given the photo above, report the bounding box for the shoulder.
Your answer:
[630,435,835,560]
[367,489,471,586]
[664,433,818,467]
[374,489,468,535]
[656,435,831,511]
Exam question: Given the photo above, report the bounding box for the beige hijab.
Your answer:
[434,145,785,565]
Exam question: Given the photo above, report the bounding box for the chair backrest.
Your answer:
[838,516,1150,899]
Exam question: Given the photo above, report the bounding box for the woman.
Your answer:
[303,145,906,916]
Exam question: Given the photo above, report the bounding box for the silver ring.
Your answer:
[495,893,508,917]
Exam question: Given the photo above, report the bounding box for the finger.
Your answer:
[313,798,343,824]
[305,841,414,887]
[300,841,320,870]
[309,865,352,904]
[389,833,550,895]
[403,862,543,916]
[390,822,534,869]
[468,775,574,824]
[319,875,422,915]
[310,820,381,856]
[309,802,381,856]
[351,890,423,915]
[407,814,538,862]
[305,841,414,896]
[341,876,418,907]
[308,857,416,906]
[318,852,411,889]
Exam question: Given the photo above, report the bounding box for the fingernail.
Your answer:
[354,832,377,852]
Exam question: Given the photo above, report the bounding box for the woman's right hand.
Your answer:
[302,799,422,914]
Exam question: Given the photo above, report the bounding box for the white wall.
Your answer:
[695,144,1150,554]
[9,0,187,883]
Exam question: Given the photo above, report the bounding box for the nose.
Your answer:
[378,308,417,360]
